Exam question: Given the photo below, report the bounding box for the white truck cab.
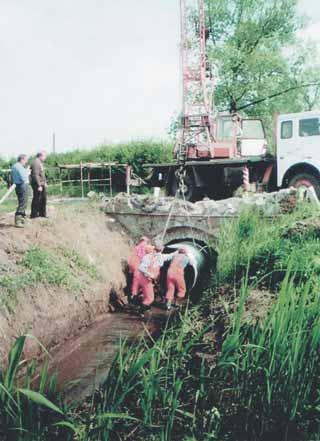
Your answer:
[277,111,320,196]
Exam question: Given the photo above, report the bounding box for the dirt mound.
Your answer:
[0,202,131,366]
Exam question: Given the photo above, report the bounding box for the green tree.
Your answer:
[203,0,320,142]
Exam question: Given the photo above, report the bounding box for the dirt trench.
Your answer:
[0,202,131,367]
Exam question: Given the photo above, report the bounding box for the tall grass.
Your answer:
[82,308,219,440]
[0,335,73,441]
[216,204,320,289]
[216,272,320,440]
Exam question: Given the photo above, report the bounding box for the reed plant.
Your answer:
[80,309,220,440]
[0,335,74,441]
[216,269,320,440]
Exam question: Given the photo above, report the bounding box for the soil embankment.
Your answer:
[0,202,131,366]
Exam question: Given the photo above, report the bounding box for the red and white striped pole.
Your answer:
[242,166,250,192]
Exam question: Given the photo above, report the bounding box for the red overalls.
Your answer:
[166,254,188,301]
[132,254,160,306]
[128,242,147,274]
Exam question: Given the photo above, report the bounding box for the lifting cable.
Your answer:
[160,165,197,247]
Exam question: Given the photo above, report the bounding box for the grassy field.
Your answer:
[1,204,320,440]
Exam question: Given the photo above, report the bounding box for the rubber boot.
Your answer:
[15,215,24,228]
[129,295,141,306]
[139,304,151,318]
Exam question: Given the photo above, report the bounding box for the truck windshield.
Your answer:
[217,117,234,140]
[242,120,265,139]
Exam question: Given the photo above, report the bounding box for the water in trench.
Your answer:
[50,310,167,402]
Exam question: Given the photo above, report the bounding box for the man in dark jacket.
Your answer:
[30,151,48,218]
[11,154,29,227]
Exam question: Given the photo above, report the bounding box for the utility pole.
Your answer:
[52,132,56,154]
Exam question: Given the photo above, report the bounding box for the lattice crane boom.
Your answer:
[177,0,215,162]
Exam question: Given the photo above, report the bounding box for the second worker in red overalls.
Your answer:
[165,247,190,310]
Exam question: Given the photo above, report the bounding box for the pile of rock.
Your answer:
[193,189,298,217]
[103,188,299,217]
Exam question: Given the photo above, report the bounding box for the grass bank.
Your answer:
[0,201,130,369]
[1,204,320,440]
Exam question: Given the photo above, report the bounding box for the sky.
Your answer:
[0,0,319,158]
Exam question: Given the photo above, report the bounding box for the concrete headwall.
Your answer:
[103,189,298,243]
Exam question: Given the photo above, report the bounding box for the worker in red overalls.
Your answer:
[128,236,150,274]
[131,245,158,314]
[165,247,190,310]
[132,242,176,315]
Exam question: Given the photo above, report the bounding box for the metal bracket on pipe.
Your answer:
[167,241,206,288]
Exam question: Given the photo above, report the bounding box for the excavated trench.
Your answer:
[51,189,299,401]
[49,237,213,402]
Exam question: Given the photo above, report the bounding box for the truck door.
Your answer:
[277,119,295,186]
[240,119,266,157]
[298,117,320,158]
[277,115,320,187]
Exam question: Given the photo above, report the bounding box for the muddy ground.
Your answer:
[0,202,131,366]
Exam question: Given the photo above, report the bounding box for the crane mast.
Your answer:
[147,1,271,201]
[177,0,215,163]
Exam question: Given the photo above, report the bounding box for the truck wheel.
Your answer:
[288,173,320,199]
[169,171,197,201]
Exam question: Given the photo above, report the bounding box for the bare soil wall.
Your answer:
[0,202,131,365]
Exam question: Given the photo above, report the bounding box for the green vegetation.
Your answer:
[0,140,172,200]
[0,245,100,311]
[217,278,320,439]
[2,204,320,440]
[45,140,172,176]
[204,0,320,144]
[216,204,320,289]
[0,336,70,441]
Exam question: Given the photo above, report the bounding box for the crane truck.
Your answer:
[145,0,320,201]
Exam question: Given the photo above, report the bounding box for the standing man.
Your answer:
[30,151,48,218]
[11,154,30,228]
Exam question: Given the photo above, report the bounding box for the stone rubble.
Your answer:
[103,188,300,217]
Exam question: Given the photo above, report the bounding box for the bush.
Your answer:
[0,140,172,196]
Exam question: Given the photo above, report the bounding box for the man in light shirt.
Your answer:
[11,154,29,228]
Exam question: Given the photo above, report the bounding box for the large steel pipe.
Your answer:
[165,240,210,295]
